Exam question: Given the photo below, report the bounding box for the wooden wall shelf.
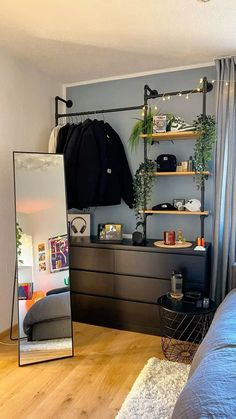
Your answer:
[145,171,210,177]
[140,131,198,141]
[140,210,209,216]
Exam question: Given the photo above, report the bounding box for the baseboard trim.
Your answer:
[0,324,17,340]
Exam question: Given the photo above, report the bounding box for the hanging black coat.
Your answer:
[63,120,134,209]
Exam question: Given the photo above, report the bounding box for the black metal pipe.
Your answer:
[200,77,209,239]
[55,96,73,125]
[57,104,144,120]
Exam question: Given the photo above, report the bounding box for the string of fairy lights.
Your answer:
[141,77,232,115]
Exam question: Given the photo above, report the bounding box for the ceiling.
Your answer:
[0,0,235,83]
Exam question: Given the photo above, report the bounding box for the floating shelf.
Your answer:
[143,171,210,177]
[140,131,198,141]
[140,210,209,215]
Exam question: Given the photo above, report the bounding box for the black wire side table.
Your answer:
[158,294,216,364]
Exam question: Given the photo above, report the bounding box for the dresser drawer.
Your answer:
[70,270,114,297]
[113,275,170,303]
[114,249,207,281]
[71,293,161,336]
[70,246,114,272]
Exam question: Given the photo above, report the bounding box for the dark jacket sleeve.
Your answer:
[106,124,134,208]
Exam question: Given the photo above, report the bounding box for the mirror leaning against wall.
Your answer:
[13,152,73,366]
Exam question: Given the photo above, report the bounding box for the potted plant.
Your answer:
[128,108,176,151]
[193,114,216,189]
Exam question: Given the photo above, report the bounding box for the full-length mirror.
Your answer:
[13,152,73,366]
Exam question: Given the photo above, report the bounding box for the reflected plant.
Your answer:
[16,222,23,264]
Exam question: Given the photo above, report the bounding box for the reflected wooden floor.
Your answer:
[0,322,163,419]
[19,338,73,365]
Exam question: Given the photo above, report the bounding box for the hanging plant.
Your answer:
[133,160,156,218]
[193,114,216,189]
[128,109,176,151]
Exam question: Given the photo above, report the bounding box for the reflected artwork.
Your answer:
[13,152,73,366]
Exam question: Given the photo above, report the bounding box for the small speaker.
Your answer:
[132,231,145,246]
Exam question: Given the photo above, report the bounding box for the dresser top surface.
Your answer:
[70,236,210,257]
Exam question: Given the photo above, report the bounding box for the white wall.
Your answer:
[0,49,61,333]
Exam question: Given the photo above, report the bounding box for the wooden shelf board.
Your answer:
[140,210,209,215]
[150,171,210,176]
[140,131,198,141]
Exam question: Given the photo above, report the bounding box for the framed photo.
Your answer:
[49,235,69,273]
[173,199,185,211]
[67,213,91,237]
[153,115,167,133]
[97,223,122,242]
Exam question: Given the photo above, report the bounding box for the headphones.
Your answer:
[70,216,87,235]
[132,221,145,246]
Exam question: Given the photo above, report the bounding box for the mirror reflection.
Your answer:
[14,152,73,366]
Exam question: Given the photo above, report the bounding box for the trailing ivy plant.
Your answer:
[193,114,216,189]
[133,160,156,218]
[16,222,23,264]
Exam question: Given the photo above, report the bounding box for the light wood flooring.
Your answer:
[0,322,163,419]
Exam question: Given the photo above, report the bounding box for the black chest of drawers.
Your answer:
[69,237,211,336]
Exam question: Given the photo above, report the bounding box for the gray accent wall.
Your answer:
[66,66,216,241]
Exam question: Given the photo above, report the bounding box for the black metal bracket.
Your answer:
[55,96,73,126]
[144,84,159,101]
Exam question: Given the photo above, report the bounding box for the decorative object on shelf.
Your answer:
[164,231,176,245]
[171,116,196,132]
[152,203,176,211]
[154,240,192,249]
[132,221,145,246]
[184,199,201,212]
[68,213,90,237]
[97,223,123,242]
[49,235,69,273]
[194,236,206,251]
[181,161,188,172]
[173,199,185,211]
[177,227,185,243]
[187,156,194,171]
[153,115,167,133]
[156,154,177,172]
[176,162,183,172]
[133,160,155,218]
[193,114,216,189]
[170,271,184,300]
[129,110,176,150]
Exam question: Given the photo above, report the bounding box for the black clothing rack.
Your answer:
[55,77,213,243]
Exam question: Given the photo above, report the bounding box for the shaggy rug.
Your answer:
[116,357,190,419]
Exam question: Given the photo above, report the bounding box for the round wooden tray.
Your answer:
[154,241,192,249]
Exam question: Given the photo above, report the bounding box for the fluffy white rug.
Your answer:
[116,357,190,419]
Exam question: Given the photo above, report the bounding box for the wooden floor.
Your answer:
[0,323,163,419]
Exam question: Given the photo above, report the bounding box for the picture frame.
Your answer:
[97,223,123,242]
[173,199,185,211]
[49,235,69,273]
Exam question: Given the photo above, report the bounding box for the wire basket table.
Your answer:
[158,294,216,364]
